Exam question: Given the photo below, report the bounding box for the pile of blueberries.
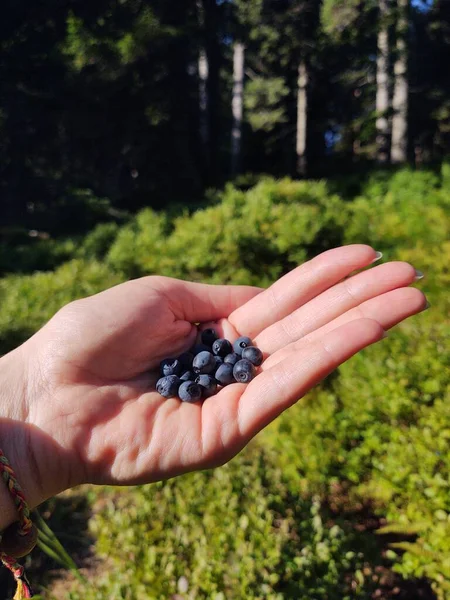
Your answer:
[156,328,264,403]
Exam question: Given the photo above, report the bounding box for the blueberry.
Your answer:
[180,370,195,381]
[215,363,235,386]
[191,343,211,356]
[233,336,253,356]
[213,355,224,370]
[192,351,216,374]
[212,338,233,357]
[195,374,217,398]
[241,346,263,367]
[160,358,182,377]
[178,381,203,403]
[201,328,218,347]
[178,352,194,370]
[156,375,181,398]
[224,352,240,366]
[233,359,255,383]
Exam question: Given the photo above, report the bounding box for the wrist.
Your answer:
[0,345,64,533]
[0,347,37,531]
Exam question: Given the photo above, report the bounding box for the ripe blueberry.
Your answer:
[233,336,252,356]
[178,352,194,370]
[241,346,263,367]
[193,351,216,374]
[212,338,233,357]
[224,353,240,366]
[195,374,217,398]
[160,358,182,377]
[178,381,203,403]
[213,355,224,370]
[215,363,235,386]
[201,328,218,347]
[191,343,211,356]
[180,370,195,381]
[233,359,255,383]
[156,375,181,398]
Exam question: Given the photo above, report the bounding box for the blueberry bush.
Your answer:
[0,167,448,599]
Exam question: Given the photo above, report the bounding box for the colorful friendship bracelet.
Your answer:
[0,449,38,599]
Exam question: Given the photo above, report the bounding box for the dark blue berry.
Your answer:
[195,374,217,398]
[215,363,235,386]
[193,351,216,374]
[191,343,211,356]
[233,359,255,383]
[178,381,203,403]
[156,375,181,398]
[224,353,240,366]
[180,370,195,381]
[233,336,252,356]
[201,328,218,347]
[178,352,194,369]
[212,338,233,357]
[160,358,182,377]
[241,346,263,367]
[213,355,224,370]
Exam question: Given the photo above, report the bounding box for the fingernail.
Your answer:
[414,269,425,281]
[370,251,383,264]
[422,300,431,311]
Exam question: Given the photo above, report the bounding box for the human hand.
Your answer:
[0,245,427,525]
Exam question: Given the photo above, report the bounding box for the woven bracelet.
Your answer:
[0,449,38,599]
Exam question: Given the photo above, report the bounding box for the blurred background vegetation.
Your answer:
[1,0,449,599]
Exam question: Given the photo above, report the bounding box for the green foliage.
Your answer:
[62,7,162,73]
[0,236,76,276]
[76,222,120,261]
[0,260,122,354]
[106,178,344,286]
[321,0,364,36]
[343,168,449,250]
[0,169,449,597]
[62,449,380,600]
[245,77,289,133]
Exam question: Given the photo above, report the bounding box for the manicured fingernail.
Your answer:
[371,251,383,264]
[414,269,425,280]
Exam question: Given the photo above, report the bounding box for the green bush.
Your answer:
[0,236,77,276]
[0,260,122,354]
[62,448,382,600]
[0,168,449,598]
[106,178,344,286]
[76,222,120,261]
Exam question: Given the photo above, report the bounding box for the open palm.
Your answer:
[21,245,426,505]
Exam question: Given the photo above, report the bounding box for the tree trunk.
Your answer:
[296,59,308,177]
[198,48,209,155]
[376,0,391,164]
[196,1,209,160]
[391,0,409,164]
[231,42,245,177]
[203,0,221,182]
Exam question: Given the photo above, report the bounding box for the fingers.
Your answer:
[235,318,386,441]
[255,261,419,355]
[262,286,427,370]
[228,245,379,339]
